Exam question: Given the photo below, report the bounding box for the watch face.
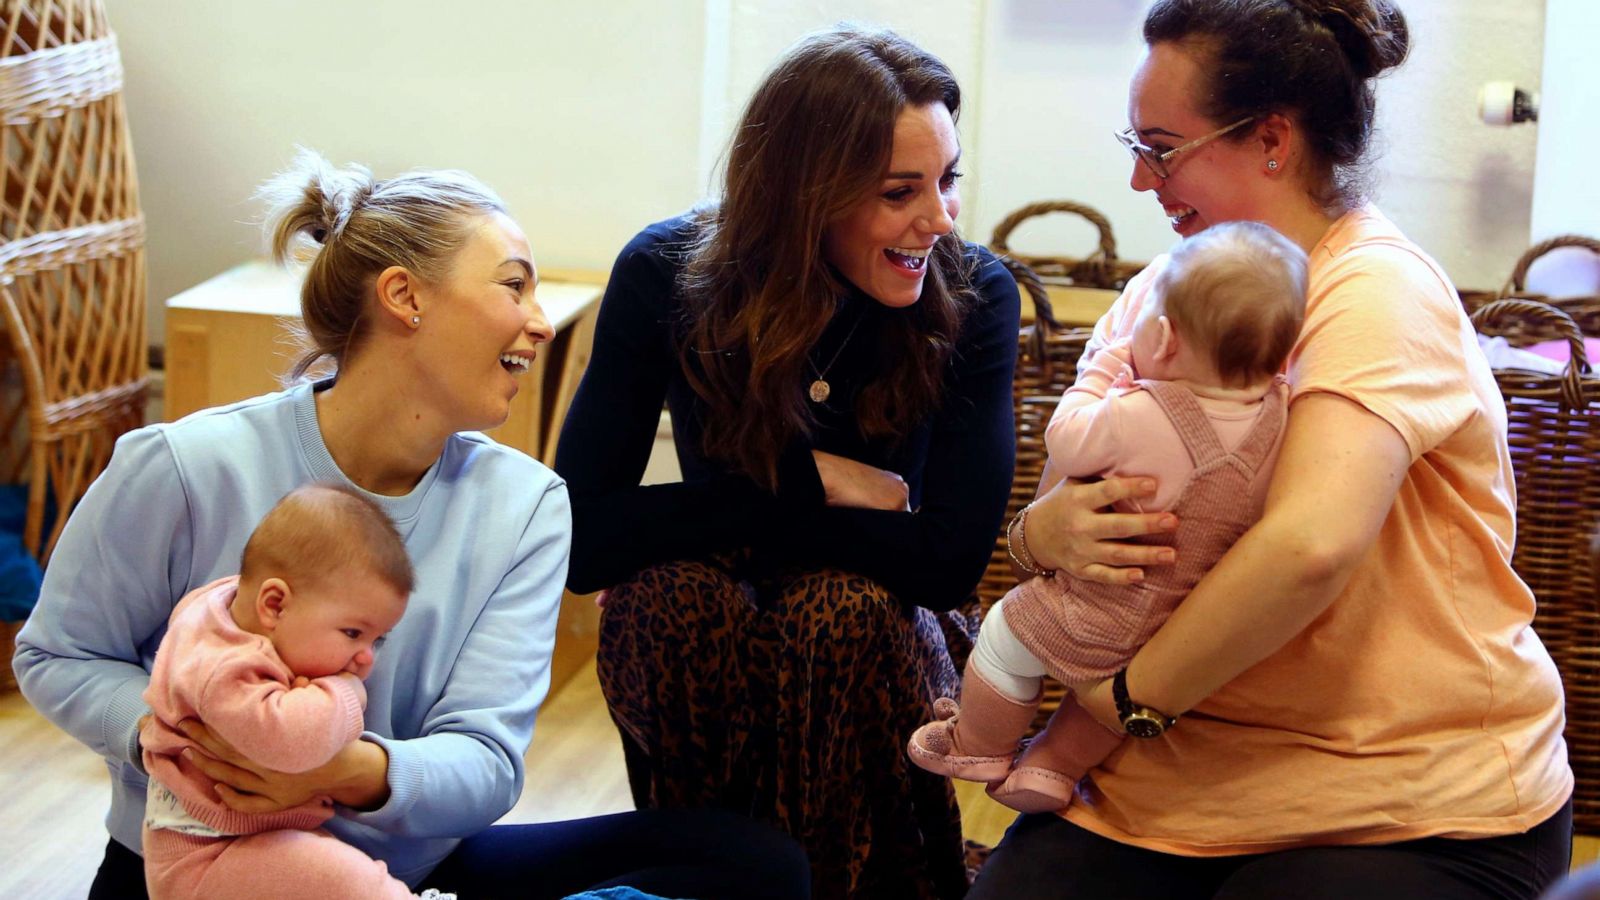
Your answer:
[1124,713,1166,739]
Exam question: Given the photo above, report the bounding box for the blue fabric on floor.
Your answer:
[562,889,676,900]
[0,484,43,620]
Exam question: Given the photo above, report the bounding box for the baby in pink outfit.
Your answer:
[910,221,1308,812]
[140,483,449,900]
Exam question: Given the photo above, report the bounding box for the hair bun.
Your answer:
[257,148,378,262]
[1288,0,1409,79]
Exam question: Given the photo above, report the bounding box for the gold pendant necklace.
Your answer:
[808,305,868,404]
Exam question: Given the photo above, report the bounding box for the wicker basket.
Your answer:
[1459,234,1600,326]
[1470,298,1600,832]
[0,0,147,563]
[990,201,1146,327]
[975,255,1096,725]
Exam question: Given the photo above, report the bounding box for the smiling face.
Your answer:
[1126,42,1270,237]
[822,102,963,308]
[410,212,555,433]
[265,569,408,679]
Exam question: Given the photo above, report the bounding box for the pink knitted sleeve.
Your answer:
[195,665,367,773]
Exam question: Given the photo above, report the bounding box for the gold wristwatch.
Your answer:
[1113,667,1177,739]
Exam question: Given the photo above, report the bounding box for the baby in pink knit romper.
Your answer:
[140,483,450,900]
[909,221,1308,813]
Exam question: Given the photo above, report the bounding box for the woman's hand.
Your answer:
[812,450,910,511]
[1026,464,1177,585]
[177,719,391,813]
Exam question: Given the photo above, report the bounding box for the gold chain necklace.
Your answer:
[807,306,868,403]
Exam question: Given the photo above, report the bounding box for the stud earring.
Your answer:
[411,315,421,327]
[1266,159,1280,171]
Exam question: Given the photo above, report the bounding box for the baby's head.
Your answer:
[1133,221,1308,390]
[235,483,414,679]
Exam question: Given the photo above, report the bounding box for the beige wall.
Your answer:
[113,0,1548,345]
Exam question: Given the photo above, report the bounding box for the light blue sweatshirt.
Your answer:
[13,383,570,886]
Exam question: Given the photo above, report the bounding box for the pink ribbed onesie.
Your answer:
[1001,377,1287,682]
[139,577,419,900]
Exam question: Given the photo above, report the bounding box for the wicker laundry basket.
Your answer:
[1471,298,1600,832]
[990,200,1148,290]
[0,0,147,564]
[989,201,1147,327]
[1458,234,1600,326]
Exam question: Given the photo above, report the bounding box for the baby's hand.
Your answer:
[1110,364,1137,391]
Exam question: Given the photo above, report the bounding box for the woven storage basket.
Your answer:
[1459,235,1600,325]
[1470,298,1600,831]
[977,255,1095,726]
[990,201,1146,327]
[0,0,147,564]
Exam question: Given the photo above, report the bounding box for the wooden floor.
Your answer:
[0,658,1014,896]
[2,662,1589,896]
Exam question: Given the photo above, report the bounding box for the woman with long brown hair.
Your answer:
[555,24,1020,900]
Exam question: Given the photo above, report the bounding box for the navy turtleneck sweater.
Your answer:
[553,214,1019,612]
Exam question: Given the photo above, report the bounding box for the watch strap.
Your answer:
[1112,667,1177,734]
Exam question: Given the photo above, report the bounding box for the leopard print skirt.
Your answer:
[597,558,981,900]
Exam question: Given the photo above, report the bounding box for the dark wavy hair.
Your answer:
[1144,0,1411,209]
[677,24,978,490]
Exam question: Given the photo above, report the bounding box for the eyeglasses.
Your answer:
[1114,117,1255,180]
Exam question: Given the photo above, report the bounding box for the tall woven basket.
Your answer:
[1470,298,1600,831]
[0,1,146,565]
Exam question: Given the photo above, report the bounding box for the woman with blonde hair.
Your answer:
[556,24,1019,899]
[15,150,808,900]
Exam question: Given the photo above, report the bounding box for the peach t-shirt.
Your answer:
[1062,206,1572,855]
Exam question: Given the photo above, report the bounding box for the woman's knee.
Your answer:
[601,559,746,626]
[775,568,904,638]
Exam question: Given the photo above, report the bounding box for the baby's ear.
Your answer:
[255,578,292,630]
[1155,315,1180,360]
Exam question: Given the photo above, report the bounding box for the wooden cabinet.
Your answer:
[163,261,603,462]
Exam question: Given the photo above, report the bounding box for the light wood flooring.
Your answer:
[3,662,1590,896]
[0,658,1014,897]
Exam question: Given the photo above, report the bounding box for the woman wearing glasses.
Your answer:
[971,1,1573,898]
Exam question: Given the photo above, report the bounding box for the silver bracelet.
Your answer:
[1006,503,1053,578]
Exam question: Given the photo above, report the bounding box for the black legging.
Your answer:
[968,797,1573,900]
[88,808,810,900]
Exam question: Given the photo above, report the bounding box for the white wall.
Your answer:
[708,0,987,202]
[968,0,1547,292]
[1527,0,1600,297]
[114,0,712,342]
[1533,0,1599,241]
[114,0,1550,346]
